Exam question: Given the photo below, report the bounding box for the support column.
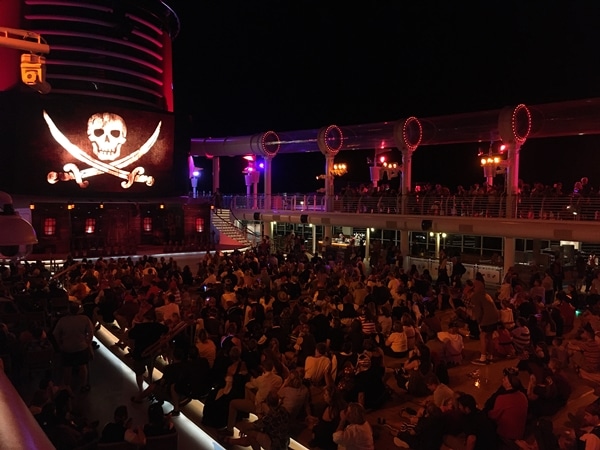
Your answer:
[401,149,412,215]
[400,230,410,268]
[212,156,220,193]
[263,220,272,241]
[263,157,272,210]
[503,237,515,275]
[400,230,409,271]
[365,227,371,268]
[325,156,334,212]
[505,143,520,219]
[312,224,317,255]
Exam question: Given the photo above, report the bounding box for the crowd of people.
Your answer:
[330,176,600,220]
[1,238,600,449]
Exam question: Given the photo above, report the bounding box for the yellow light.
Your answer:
[99,203,104,209]
[493,156,501,164]
[481,158,487,165]
[29,203,35,210]
[67,203,75,210]
[429,232,434,237]
[159,204,165,209]
[441,233,447,238]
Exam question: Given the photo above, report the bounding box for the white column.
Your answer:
[264,157,272,210]
[325,156,334,212]
[212,156,220,193]
[503,237,515,275]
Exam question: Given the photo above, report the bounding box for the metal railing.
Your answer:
[229,192,600,221]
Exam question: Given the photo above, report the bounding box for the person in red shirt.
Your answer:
[484,367,528,444]
[554,291,576,334]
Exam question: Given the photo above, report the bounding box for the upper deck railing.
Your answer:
[227,192,600,221]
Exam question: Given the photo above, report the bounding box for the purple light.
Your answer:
[258,162,264,169]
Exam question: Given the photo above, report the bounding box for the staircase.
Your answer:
[211,209,253,248]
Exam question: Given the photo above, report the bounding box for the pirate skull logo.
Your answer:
[87,112,127,161]
[44,110,161,189]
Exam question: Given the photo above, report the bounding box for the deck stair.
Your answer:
[211,209,253,248]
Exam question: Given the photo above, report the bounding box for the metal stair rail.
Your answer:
[211,208,255,248]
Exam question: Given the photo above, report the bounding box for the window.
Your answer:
[143,217,152,232]
[43,218,56,236]
[195,217,204,233]
[85,218,95,234]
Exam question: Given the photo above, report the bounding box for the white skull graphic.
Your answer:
[87,112,127,161]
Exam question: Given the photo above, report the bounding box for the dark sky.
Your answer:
[168,1,600,194]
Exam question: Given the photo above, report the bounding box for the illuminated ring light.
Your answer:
[317,125,344,156]
[402,116,422,152]
[259,130,280,157]
[498,104,531,145]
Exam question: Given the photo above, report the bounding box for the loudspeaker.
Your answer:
[300,214,308,224]
[253,212,261,221]
[421,220,432,231]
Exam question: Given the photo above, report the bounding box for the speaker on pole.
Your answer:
[253,212,261,221]
[421,220,432,231]
[300,214,308,224]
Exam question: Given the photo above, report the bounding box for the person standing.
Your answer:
[53,302,95,393]
[128,309,169,397]
[471,280,499,365]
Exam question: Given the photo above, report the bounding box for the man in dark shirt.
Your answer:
[100,405,146,445]
[128,308,168,396]
[132,347,189,415]
[447,393,499,450]
[309,305,330,344]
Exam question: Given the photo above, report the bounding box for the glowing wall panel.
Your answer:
[3,95,177,197]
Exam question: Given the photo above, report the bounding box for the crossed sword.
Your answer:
[43,110,161,189]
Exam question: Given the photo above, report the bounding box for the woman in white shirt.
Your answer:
[385,321,408,358]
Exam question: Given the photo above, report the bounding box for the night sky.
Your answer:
[168,1,600,194]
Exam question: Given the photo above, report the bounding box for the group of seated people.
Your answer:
[27,375,176,449]
[3,242,600,449]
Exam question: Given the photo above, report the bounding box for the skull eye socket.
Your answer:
[110,130,121,138]
[94,129,104,137]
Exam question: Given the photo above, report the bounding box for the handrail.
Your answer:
[0,362,56,449]
[226,208,262,242]
[227,192,600,221]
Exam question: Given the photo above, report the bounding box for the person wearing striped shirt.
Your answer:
[511,317,531,355]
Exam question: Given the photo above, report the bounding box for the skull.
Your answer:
[87,112,127,161]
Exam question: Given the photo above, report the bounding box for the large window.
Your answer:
[43,218,56,236]
[85,218,95,234]
[195,218,204,233]
[143,217,152,232]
